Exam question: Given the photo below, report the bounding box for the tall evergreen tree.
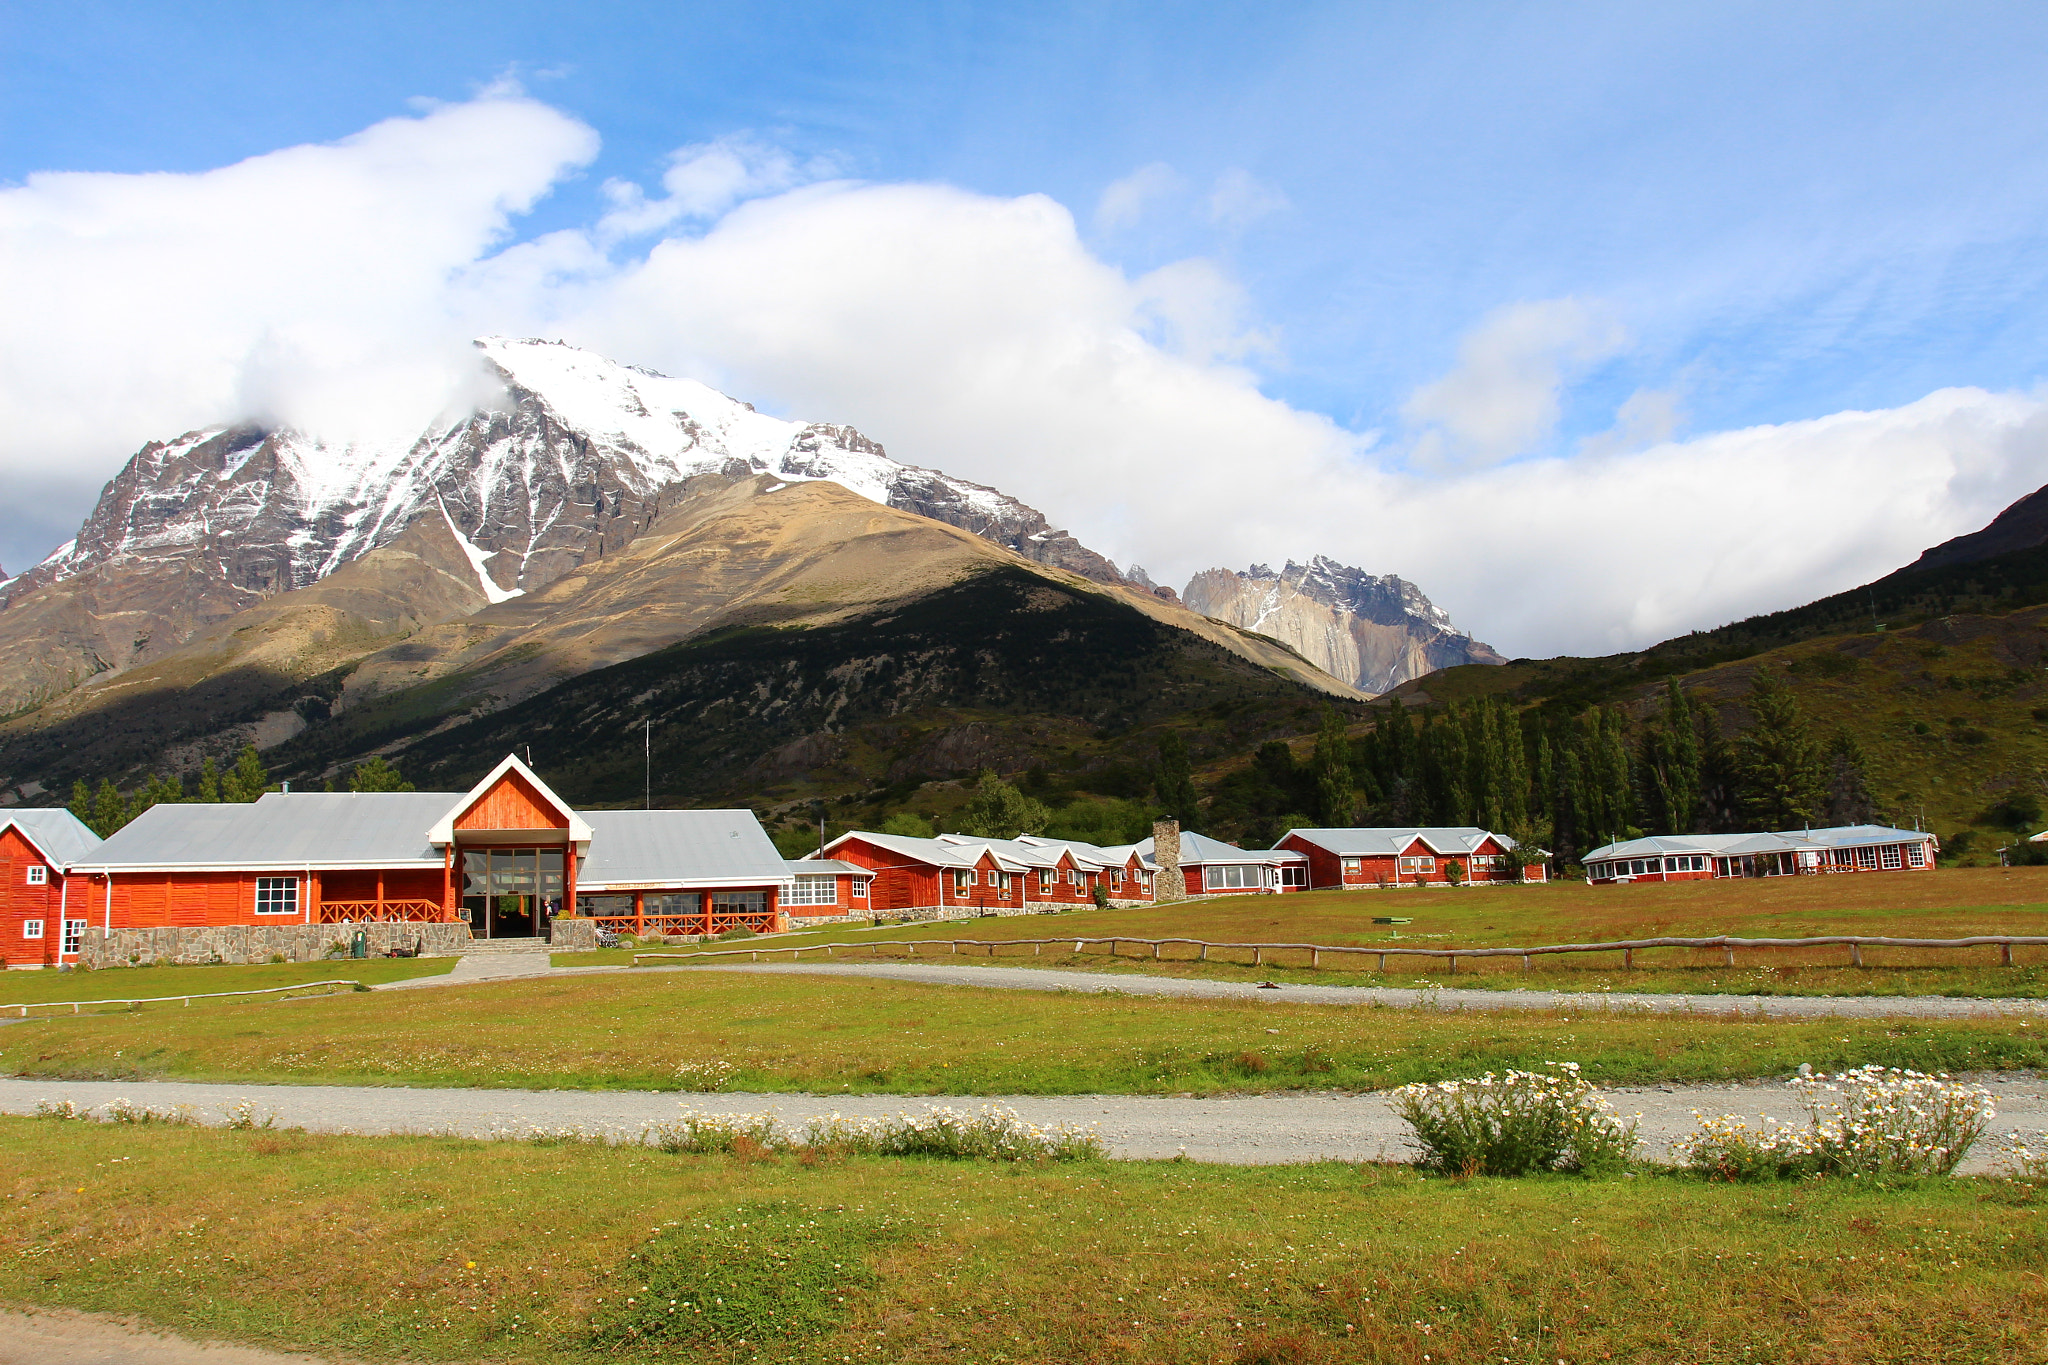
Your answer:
[953,771,1052,838]
[1735,670,1826,827]
[1822,730,1876,827]
[88,778,130,838]
[221,745,269,803]
[195,756,222,803]
[349,756,415,792]
[1153,733,1202,828]
[1311,708,1355,826]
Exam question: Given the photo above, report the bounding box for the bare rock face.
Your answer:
[1183,556,1505,695]
[0,338,1129,711]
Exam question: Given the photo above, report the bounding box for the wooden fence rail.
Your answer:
[634,934,2048,973]
[0,980,366,1018]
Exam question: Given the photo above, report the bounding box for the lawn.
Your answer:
[0,1116,2041,1364]
[0,956,451,1007]
[562,866,2048,997]
[4,969,2044,1093]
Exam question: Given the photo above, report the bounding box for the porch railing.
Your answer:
[314,900,452,924]
[590,911,778,939]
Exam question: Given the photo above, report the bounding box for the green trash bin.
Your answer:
[351,930,368,959]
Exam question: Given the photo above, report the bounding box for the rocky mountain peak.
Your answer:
[1183,556,1502,695]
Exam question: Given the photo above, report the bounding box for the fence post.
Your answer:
[1623,948,1633,970]
[1521,955,1530,971]
[1723,944,1735,967]
[951,942,959,954]
[1253,946,1263,966]
[2003,941,2014,966]
[1151,941,1160,959]
[1447,954,1456,974]
[1377,953,1386,971]
[1850,943,1863,967]
[1311,948,1319,968]
[1199,943,1209,961]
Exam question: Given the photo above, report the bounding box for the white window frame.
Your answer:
[1066,868,1081,886]
[786,875,837,907]
[1107,868,1122,888]
[1907,843,1926,868]
[1211,864,1264,890]
[60,919,84,955]
[851,876,867,899]
[1854,846,1877,870]
[1880,844,1903,870]
[255,876,299,915]
[1398,856,1435,875]
[24,865,47,886]
[1341,857,1361,875]
[953,870,975,895]
[1278,864,1307,887]
[22,919,42,939]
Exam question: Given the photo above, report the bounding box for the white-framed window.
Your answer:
[24,865,46,885]
[21,919,42,939]
[1107,868,1122,888]
[255,876,299,915]
[991,872,1010,895]
[60,919,84,955]
[1210,864,1265,889]
[851,877,867,899]
[1881,844,1903,870]
[1398,856,1435,874]
[1341,858,1361,875]
[1854,846,1877,870]
[1279,864,1307,887]
[1038,869,1055,891]
[786,875,837,906]
[1907,843,1926,868]
[1067,868,1082,886]
[953,869,976,895]
[1470,855,1501,868]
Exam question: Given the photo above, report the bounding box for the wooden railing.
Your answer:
[315,901,450,924]
[0,980,366,1017]
[591,911,778,939]
[634,932,2048,972]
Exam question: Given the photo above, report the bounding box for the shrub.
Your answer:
[1679,1065,1994,1180]
[802,1104,1104,1161]
[33,1099,89,1120]
[671,1059,737,1092]
[646,1111,783,1156]
[1995,1131,2048,1181]
[714,926,756,942]
[1391,1062,1638,1176]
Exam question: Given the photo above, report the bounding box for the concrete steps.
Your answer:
[459,936,549,954]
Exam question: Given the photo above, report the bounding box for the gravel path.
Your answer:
[0,1309,356,1365]
[2,1073,2041,1172]
[669,959,2048,1019]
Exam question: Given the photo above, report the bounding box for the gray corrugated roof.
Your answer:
[1,809,102,866]
[1279,827,1513,857]
[1137,832,1304,863]
[789,859,869,875]
[82,792,456,869]
[580,811,787,887]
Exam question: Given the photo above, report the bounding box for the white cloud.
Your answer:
[4,94,2046,660]
[1402,298,1630,468]
[1093,162,1185,233]
[1206,168,1289,230]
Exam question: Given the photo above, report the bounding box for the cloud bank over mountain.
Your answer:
[4,89,2045,657]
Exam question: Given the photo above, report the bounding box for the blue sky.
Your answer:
[6,1,2048,652]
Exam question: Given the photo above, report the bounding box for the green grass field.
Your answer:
[5,968,2044,1093]
[0,956,450,1006]
[563,865,2048,997]
[1,1117,2040,1364]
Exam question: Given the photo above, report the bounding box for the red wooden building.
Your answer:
[60,755,790,962]
[1275,827,1540,889]
[816,831,1156,920]
[0,811,102,967]
[1136,830,1308,895]
[1583,825,1938,883]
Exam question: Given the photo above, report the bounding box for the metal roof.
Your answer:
[1279,827,1514,857]
[788,859,871,876]
[1137,831,1305,864]
[1583,825,1936,863]
[0,809,102,867]
[821,830,1157,874]
[578,810,788,888]
[79,792,456,870]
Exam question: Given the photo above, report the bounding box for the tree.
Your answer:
[220,746,269,803]
[1640,679,1701,835]
[1735,670,1826,828]
[952,771,1052,838]
[88,778,130,838]
[195,756,222,803]
[349,756,415,792]
[1153,733,1201,828]
[1823,731,1876,827]
[879,811,936,838]
[1311,707,1355,827]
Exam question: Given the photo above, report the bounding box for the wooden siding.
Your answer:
[454,772,570,832]
[0,826,66,966]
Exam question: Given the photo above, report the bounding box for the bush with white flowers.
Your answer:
[1392,1062,1639,1176]
[1679,1065,1994,1180]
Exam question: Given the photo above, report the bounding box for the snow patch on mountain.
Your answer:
[438,502,523,605]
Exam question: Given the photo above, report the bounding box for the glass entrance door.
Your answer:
[461,847,565,938]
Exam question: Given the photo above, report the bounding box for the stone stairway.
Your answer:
[446,936,553,982]
[458,936,549,954]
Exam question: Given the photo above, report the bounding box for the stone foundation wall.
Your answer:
[81,922,473,968]
[873,904,1102,924]
[548,918,597,952]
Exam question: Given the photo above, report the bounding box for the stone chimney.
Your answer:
[1151,818,1186,903]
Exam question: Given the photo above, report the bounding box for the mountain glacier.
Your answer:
[1183,556,1505,694]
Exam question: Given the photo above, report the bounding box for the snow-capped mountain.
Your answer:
[12,337,1123,605]
[0,339,1124,702]
[1183,556,1505,694]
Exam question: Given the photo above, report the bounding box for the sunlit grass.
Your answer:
[5,969,2043,1094]
[1,1117,2041,1363]
[0,956,451,1007]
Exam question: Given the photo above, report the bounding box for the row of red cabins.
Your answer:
[0,754,1537,968]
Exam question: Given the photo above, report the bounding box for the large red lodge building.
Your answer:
[1276,827,1542,889]
[814,832,1157,918]
[1583,825,1939,883]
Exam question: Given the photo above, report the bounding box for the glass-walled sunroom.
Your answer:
[461,847,565,938]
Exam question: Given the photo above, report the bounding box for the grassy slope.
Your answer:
[1,1119,2042,1364]
[0,958,450,1006]
[7,965,2044,1094]
[599,867,2048,996]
